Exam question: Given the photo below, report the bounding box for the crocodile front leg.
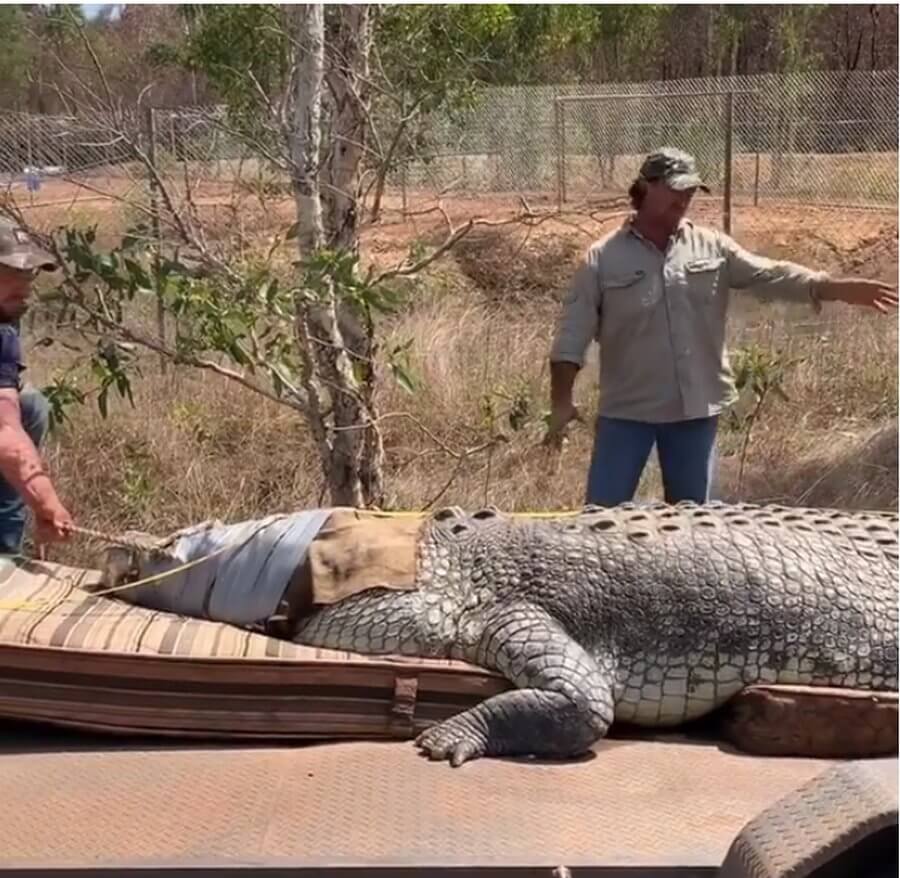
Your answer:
[416,604,616,766]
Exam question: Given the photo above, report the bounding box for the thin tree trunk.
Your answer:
[288,3,383,509]
[369,113,409,224]
[291,3,325,255]
[323,3,373,252]
[289,3,359,507]
[323,2,384,507]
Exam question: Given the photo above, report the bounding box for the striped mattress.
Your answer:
[0,555,508,740]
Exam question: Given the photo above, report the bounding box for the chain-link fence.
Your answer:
[0,104,261,207]
[0,111,138,179]
[395,68,898,213]
[0,68,895,221]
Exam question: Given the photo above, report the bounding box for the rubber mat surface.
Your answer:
[0,733,845,868]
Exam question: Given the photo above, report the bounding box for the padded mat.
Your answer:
[0,556,507,739]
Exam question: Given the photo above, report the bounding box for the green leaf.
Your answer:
[97,386,109,419]
[123,257,153,291]
[391,362,416,395]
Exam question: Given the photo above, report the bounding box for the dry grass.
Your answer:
[12,187,899,568]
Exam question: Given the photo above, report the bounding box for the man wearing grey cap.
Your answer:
[0,218,74,553]
[545,146,898,507]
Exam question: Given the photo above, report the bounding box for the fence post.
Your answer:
[145,106,166,374]
[553,97,564,209]
[753,150,760,206]
[723,91,734,235]
[400,91,408,217]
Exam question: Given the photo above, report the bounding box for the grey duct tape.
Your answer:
[125,509,333,626]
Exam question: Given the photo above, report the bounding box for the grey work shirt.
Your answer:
[549,219,828,423]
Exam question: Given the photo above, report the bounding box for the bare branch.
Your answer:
[421,438,504,510]
[372,219,475,284]
[66,7,117,117]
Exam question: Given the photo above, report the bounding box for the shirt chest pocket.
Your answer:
[601,269,660,319]
[683,257,725,302]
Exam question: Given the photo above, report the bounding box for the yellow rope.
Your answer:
[84,541,240,599]
[0,507,583,612]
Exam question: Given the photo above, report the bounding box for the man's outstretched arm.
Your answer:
[720,231,898,313]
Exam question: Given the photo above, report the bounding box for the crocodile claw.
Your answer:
[415,714,488,766]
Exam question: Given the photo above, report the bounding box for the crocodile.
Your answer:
[288,501,899,766]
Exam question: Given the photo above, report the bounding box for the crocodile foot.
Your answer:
[415,711,489,766]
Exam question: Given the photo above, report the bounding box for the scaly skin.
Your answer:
[293,501,899,766]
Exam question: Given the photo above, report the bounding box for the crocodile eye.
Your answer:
[590,519,616,531]
[472,508,498,520]
[434,507,460,521]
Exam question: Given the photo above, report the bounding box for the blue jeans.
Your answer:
[585,415,719,507]
[0,387,50,555]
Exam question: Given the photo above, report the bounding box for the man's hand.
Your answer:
[817,278,899,313]
[32,499,75,544]
[542,401,582,450]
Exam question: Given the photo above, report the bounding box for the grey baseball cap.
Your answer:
[639,147,710,193]
[0,218,57,271]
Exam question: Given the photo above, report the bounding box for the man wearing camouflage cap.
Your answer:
[546,146,898,506]
[0,218,74,553]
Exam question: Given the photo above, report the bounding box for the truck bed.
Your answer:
[0,720,858,874]
[0,557,895,876]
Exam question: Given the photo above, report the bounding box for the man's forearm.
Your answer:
[722,234,829,305]
[814,278,864,302]
[550,360,580,409]
[0,424,63,513]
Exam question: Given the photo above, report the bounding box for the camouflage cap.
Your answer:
[0,218,57,272]
[639,147,710,193]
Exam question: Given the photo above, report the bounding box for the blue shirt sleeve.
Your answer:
[0,324,24,391]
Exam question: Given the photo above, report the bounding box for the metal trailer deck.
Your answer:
[1,721,896,877]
